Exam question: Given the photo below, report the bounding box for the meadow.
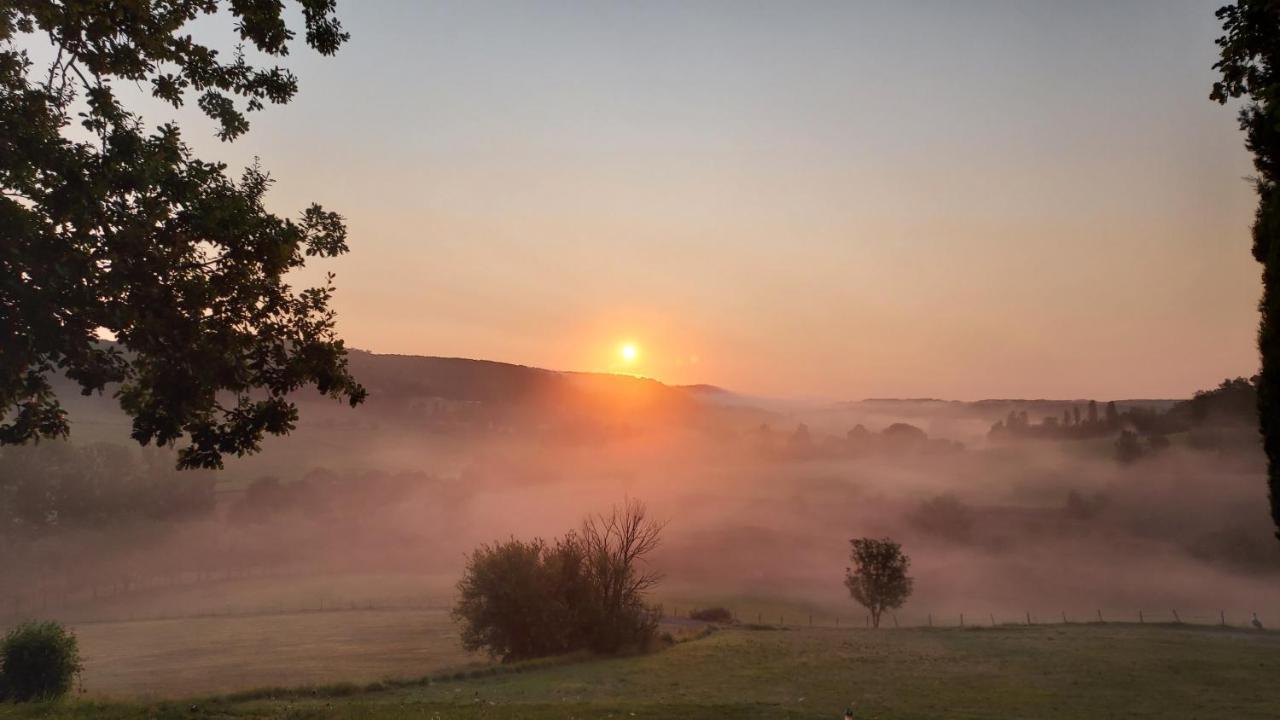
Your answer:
[4,622,1279,719]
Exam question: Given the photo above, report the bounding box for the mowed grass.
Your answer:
[4,623,1280,719]
[72,608,476,698]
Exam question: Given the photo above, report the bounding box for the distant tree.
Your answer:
[844,537,913,628]
[846,424,871,448]
[1,2,365,469]
[1148,434,1172,453]
[1212,0,1280,539]
[688,607,734,623]
[1063,410,1071,427]
[1180,377,1260,426]
[0,442,216,532]
[882,422,927,443]
[229,476,287,525]
[1115,430,1144,465]
[789,423,813,454]
[1106,401,1121,428]
[1088,400,1099,425]
[1064,489,1107,521]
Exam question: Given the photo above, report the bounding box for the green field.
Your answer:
[4,623,1280,719]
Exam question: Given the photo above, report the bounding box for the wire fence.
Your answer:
[3,584,1271,633]
[659,605,1272,630]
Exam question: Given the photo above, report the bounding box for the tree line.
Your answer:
[989,377,1259,450]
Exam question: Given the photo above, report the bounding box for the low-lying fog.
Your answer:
[2,361,1276,628]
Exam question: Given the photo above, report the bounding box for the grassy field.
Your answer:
[3,622,1279,719]
[72,608,474,698]
[2,574,471,699]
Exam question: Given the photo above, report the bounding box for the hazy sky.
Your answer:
[134,0,1259,400]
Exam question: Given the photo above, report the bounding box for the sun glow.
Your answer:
[619,342,639,363]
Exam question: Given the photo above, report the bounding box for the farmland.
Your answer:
[4,621,1279,719]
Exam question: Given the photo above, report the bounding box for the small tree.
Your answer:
[578,499,664,653]
[844,537,913,628]
[0,621,81,702]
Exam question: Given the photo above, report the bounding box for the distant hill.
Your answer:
[338,350,700,420]
[45,349,1244,448]
[51,350,772,442]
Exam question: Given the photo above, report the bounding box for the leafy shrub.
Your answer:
[453,500,662,661]
[0,621,81,702]
[689,607,734,623]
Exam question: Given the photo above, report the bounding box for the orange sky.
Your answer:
[138,1,1261,400]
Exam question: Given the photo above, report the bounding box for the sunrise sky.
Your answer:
[144,0,1258,400]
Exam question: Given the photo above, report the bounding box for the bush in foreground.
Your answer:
[454,500,663,661]
[0,621,81,702]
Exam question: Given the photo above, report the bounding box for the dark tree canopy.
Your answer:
[1211,1,1280,537]
[844,536,913,629]
[0,2,365,468]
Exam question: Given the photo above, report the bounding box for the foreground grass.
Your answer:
[72,607,471,698]
[4,623,1280,719]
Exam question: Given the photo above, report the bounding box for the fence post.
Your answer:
[1220,610,1226,627]
[1139,610,1144,624]
[960,613,964,627]
[927,613,932,627]
[990,613,995,627]
[1062,611,1067,624]
[1172,609,1181,624]
[1097,609,1103,623]
[893,614,899,628]
[1026,611,1032,626]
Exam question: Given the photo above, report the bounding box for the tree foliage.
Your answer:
[453,500,663,662]
[844,536,913,628]
[1,1,365,469]
[1212,1,1280,538]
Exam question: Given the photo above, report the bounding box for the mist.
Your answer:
[3,361,1274,642]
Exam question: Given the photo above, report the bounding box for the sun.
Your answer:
[619,342,639,363]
